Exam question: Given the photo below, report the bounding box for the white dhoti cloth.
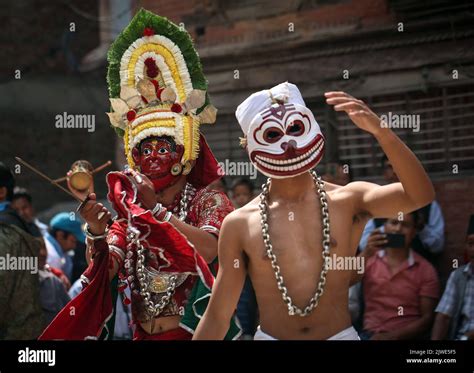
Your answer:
[253,326,360,340]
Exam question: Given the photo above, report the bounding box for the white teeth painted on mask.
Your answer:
[254,138,324,172]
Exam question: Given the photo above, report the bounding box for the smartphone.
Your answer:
[383,233,405,249]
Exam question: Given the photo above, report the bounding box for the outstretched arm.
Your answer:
[326,92,435,218]
[193,212,247,339]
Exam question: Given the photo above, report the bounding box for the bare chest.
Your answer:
[244,194,355,266]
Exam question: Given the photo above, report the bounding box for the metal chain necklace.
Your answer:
[136,182,192,318]
[136,252,177,317]
[259,170,331,317]
[178,182,192,221]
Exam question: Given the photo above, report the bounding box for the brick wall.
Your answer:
[141,0,393,45]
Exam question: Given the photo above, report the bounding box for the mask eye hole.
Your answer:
[263,127,284,143]
[286,120,304,136]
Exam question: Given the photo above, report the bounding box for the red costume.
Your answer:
[40,9,240,340]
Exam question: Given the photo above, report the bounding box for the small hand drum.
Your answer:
[68,160,94,192]
[53,159,111,199]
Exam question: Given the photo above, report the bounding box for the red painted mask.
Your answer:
[132,136,184,191]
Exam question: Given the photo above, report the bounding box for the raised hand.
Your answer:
[325,91,383,136]
[125,168,157,210]
[78,193,112,235]
[364,228,387,257]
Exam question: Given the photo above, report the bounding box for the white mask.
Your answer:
[236,82,325,178]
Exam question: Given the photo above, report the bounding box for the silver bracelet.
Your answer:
[151,202,172,222]
[151,202,164,215]
[84,223,109,241]
[162,211,172,222]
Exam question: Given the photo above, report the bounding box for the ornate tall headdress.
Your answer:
[106,9,217,170]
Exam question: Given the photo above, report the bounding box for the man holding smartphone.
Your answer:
[357,211,440,340]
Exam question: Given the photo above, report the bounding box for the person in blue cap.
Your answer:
[49,212,85,281]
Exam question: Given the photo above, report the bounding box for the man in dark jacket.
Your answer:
[0,162,40,237]
[0,161,44,339]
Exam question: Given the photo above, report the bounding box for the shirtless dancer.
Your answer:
[193,82,435,340]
